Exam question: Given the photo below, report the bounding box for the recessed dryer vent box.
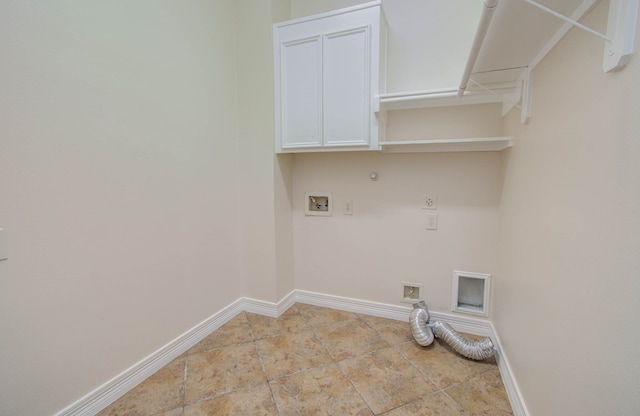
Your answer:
[452,270,490,316]
[305,192,332,216]
[401,282,422,304]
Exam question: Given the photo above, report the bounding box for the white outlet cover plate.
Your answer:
[426,214,438,230]
[422,195,437,210]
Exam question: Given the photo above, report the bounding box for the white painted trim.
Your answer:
[294,289,411,321]
[489,321,531,416]
[53,299,245,416]
[451,270,491,317]
[529,0,600,70]
[242,290,297,318]
[54,290,528,416]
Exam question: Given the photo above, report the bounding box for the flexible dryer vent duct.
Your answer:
[409,301,497,360]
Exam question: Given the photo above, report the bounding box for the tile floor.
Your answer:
[97,303,513,416]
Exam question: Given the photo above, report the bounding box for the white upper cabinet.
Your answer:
[274,1,386,153]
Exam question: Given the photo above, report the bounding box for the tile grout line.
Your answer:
[250,308,286,416]
[438,367,502,415]
[369,318,447,409]
[331,314,380,415]
[270,309,379,414]
[243,310,284,416]
[388,329,502,415]
[96,304,512,416]
[391,340,442,388]
[181,351,188,416]
[440,388,473,416]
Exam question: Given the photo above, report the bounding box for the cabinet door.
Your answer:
[323,26,370,147]
[280,36,322,148]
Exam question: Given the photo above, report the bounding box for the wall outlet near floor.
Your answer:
[401,282,423,303]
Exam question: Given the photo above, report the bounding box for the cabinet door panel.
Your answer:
[281,37,322,148]
[323,27,370,146]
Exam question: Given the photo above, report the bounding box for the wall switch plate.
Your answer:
[305,192,332,216]
[344,200,353,215]
[422,194,437,210]
[426,214,438,230]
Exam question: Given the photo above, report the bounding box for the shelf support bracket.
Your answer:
[524,0,639,72]
[519,69,533,125]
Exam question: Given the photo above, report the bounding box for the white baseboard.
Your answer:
[294,289,494,336]
[290,290,528,416]
[53,298,245,416]
[488,322,531,416]
[295,289,412,321]
[54,290,528,416]
[242,289,297,317]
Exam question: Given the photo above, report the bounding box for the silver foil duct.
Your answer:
[409,302,434,346]
[430,321,497,360]
[409,302,497,360]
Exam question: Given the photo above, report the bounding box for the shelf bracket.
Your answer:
[524,0,639,72]
[494,68,532,124]
[519,69,533,125]
[603,0,639,71]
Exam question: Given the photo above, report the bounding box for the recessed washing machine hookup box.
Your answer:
[305,192,332,216]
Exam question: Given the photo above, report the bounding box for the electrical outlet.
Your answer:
[344,200,353,215]
[422,194,437,210]
[426,214,438,230]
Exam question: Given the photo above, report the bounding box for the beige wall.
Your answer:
[2,0,639,415]
[0,1,244,415]
[292,150,505,311]
[495,1,640,414]
[289,0,505,313]
[236,0,295,303]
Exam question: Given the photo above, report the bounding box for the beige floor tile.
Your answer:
[255,330,333,380]
[446,368,513,416]
[339,347,438,414]
[270,364,373,416]
[97,308,513,416]
[246,305,307,340]
[396,339,496,389]
[183,383,278,416]
[154,407,183,416]
[185,342,265,404]
[188,312,254,355]
[382,391,468,416]
[296,303,358,327]
[315,319,390,361]
[96,357,185,416]
[359,314,415,346]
